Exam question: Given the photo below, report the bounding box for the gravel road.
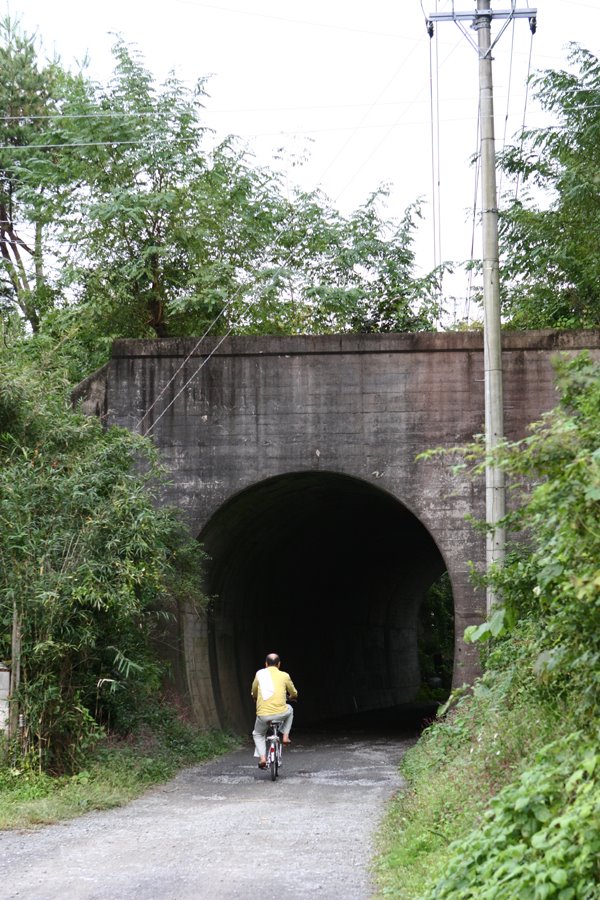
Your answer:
[0,730,412,900]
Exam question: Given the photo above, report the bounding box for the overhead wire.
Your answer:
[427,0,444,325]
[514,29,535,203]
[1,112,510,153]
[435,5,443,276]
[465,103,481,325]
[333,34,464,205]
[0,111,159,121]
[318,40,424,188]
[496,15,517,202]
[136,20,437,433]
[428,19,439,271]
[0,137,200,151]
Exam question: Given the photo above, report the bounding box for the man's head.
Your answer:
[265,653,280,668]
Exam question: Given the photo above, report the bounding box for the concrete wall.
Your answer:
[74,330,600,730]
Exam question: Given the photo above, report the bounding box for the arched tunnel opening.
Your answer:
[199,472,454,733]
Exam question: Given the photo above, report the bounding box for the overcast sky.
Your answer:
[5,0,600,320]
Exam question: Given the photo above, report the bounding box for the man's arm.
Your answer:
[286,676,298,700]
[251,675,258,700]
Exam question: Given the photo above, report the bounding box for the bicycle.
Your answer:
[265,720,284,781]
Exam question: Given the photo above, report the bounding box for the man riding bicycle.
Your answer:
[251,653,298,769]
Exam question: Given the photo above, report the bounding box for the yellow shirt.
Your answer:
[251,666,298,716]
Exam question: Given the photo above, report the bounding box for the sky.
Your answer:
[4,0,600,321]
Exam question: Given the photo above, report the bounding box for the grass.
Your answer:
[374,667,567,898]
[0,723,239,830]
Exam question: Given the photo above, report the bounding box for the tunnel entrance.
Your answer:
[199,472,453,732]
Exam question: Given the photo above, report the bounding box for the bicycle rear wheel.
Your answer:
[270,749,277,781]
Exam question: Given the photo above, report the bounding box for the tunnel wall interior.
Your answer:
[199,472,449,732]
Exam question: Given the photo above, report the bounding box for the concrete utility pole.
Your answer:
[427,1,537,613]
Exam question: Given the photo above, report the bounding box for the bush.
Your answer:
[0,344,208,772]
[429,733,600,899]
[0,707,238,829]
[378,354,600,897]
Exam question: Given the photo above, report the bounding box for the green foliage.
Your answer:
[429,733,600,899]
[0,712,237,828]
[418,572,454,692]
[499,45,600,328]
[0,342,208,772]
[0,17,85,332]
[377,653,564,898]
[0,19,442,372]
[378,354,600,898]
[468,353,600,723]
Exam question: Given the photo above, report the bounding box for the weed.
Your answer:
[0,717,238,830]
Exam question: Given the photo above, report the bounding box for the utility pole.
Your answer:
[427,1,537,613]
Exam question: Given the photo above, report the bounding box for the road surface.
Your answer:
[0,730,412,899]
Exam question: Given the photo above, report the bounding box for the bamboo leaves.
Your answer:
[0,349,207,771]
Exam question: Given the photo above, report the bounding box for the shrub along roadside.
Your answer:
[0,709,238,830]
[0,343,212,773]
[376,353,600,898]
[376,648,568,898]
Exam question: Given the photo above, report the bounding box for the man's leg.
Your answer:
[252,716,269,766]
[280,704,294,744]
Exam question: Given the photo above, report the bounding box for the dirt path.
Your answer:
[0,731,412,899]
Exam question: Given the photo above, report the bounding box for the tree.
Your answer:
[0,24,442,369]
[421,352,600,898]
[51,40,442,347]
[0,16,66,332]
[0,344,207,772]
[463,352,600,718]
[498,45,600,329]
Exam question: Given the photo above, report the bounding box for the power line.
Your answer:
[172,0,413,41]
[514,30,535,202]
[4,101,599,155]
[0,137,200,151]
[465,103,481,325]
[334,33,463,204]
[428,21,439,270]
[497,15,517,200]
[435,4,443,270]
[0,111,159,121]
[317,41,424,188]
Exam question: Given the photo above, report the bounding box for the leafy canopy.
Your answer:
[499,45,600,329]
[0,20,442,374]
[0,343,208,772]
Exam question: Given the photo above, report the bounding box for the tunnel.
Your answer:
[198,471,452,733]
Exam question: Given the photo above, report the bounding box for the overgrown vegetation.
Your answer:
[0,16,443,375]
[0,712,237,829]
[2,15,600,865]
[498,44,600,329]
[377,353,600,898]
[417,572,454,698]
[0,342,210,774]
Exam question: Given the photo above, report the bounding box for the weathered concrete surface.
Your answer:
[0,732,410,900]
[73,330,600,730]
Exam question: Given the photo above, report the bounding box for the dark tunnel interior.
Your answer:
[199,472,452,733]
